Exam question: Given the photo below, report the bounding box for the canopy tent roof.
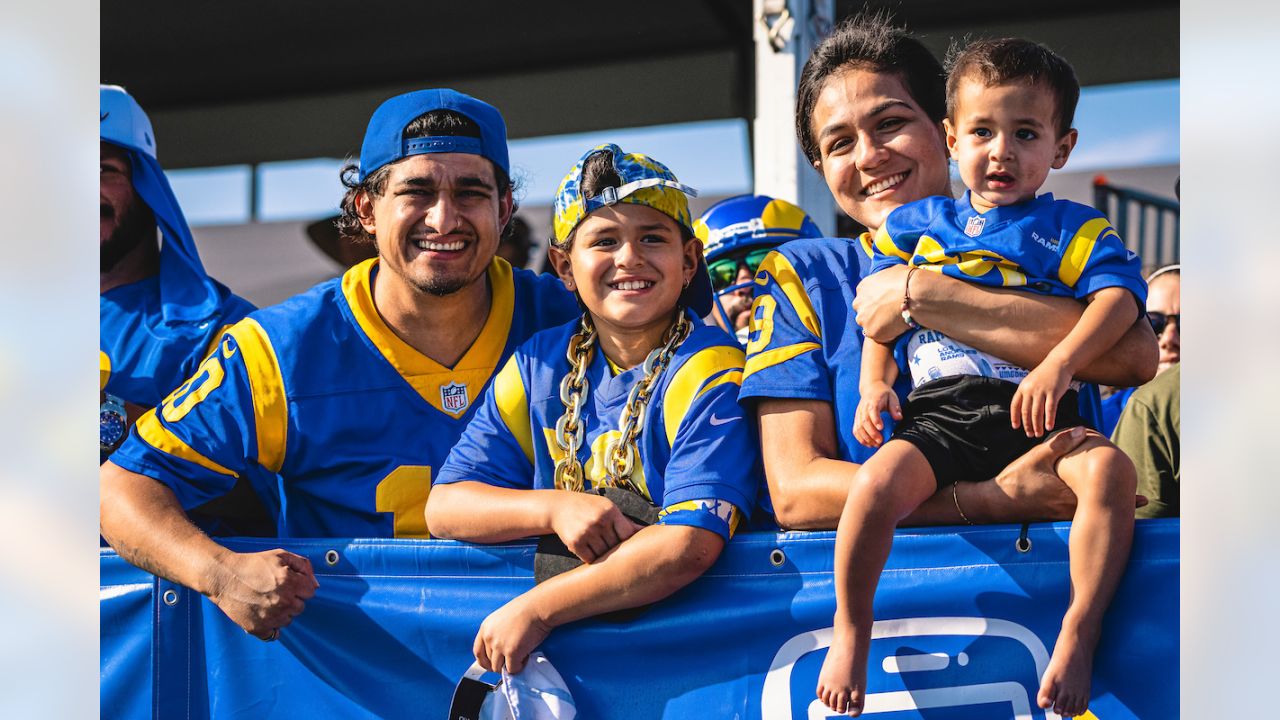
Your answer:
[103,0,1177,169]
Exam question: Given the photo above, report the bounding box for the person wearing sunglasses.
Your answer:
[1100,264,1180,435]
[694,194,823,344]
[1112,264,1180,518]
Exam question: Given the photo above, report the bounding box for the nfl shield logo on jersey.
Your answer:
[441,382,470,415]
[964,215,986,237]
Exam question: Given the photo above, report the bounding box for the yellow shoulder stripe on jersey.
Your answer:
[100,350,111,391]
[1059,217,1114,288]
[663,345,745,445]
[135,408,237,477]
[697,370,743,400]
[755,252,821,339]
[914,235,954,266]
[872,225,914,262]
[743,341,821,379]
[343,257,515,415]
[492,357,534,465]
[226,319,288,474]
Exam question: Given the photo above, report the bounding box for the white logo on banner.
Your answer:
[760,617,1063,719]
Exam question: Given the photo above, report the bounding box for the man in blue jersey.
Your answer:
[99,86,268,535]
[100,89,578,642]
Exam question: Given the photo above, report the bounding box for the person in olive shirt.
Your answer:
[1113,363,1180,518]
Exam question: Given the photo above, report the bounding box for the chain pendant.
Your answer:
[551,311,692,497]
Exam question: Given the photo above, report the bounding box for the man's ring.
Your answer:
[265,628,279,642]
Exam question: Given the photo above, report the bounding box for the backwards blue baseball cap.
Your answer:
[101,84,219,329]
[358,89,510,182]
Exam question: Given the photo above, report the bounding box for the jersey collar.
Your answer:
[341,256,516,377]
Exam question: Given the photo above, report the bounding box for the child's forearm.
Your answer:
[1045,288,1141,375]
[859,338,899,391]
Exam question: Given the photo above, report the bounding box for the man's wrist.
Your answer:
[199,545,237,599]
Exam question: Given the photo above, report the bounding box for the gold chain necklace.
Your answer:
[551,311,692,494]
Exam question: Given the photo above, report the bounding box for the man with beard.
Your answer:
[100,86,271,537]
[100,89,578,641]
[99,85,255,459]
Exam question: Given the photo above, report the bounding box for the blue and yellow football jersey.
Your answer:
[738,234,1106,476]
[868,191,1147,304]
[109,257,578,538]
[435,316,760,542]
[100,276,255,409]
[738,238,903,468]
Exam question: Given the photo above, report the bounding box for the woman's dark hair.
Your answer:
[945,37,1080,137]
[795,11,946,166]
[336,110,516,244]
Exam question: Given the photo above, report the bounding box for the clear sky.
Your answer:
[168,78,1179,226]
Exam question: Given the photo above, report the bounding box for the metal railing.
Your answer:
[1092,175,1179,269]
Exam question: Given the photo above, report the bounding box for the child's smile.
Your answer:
[553,204,697,363]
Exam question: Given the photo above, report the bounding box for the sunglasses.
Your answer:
[708,248,774,290]
[1147,311,1179,335]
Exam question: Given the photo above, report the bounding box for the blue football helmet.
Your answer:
[693,195,823,341]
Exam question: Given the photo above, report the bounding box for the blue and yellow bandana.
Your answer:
[552,144,713,315]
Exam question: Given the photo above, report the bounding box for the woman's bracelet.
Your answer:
[952,482,974,525]
[900,266,922,329]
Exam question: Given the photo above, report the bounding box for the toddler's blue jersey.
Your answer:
[870,192,1146,305]
[436,316,760,542]
[738,235,1106,489]
[100,276,255,408]
[110,258,578,538]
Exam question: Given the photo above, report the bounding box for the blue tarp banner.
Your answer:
[100,520,1178,719]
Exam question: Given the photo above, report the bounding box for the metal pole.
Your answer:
[751,0,837,237]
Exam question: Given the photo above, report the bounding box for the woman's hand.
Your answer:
[852,265,913,343]
[473,595,551,674]
[548,491,642,563]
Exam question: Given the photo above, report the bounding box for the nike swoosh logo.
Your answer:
[101,112,109,121]
[709,414,740,426]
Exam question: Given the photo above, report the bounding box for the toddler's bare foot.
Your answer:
[816,624,870,716]
[1037,626,1096,718]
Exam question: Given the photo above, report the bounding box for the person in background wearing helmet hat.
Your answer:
[100,89,578,645]
[695,194,824,345]
[430,144,760,675]
[99,85,269,536]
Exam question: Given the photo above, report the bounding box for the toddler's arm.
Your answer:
[1012,287,1141,436]
[854,338,901,448]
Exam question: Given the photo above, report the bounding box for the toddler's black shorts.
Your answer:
[891,375,1085,489]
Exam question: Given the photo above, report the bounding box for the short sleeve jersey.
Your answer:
[739,234,1107,480]
[435,317,760,542]
[869,193,1145,398]
[738,238,906,468]
[101,276,255,408]
[868,192,1147,304]
[109,258,578,538]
